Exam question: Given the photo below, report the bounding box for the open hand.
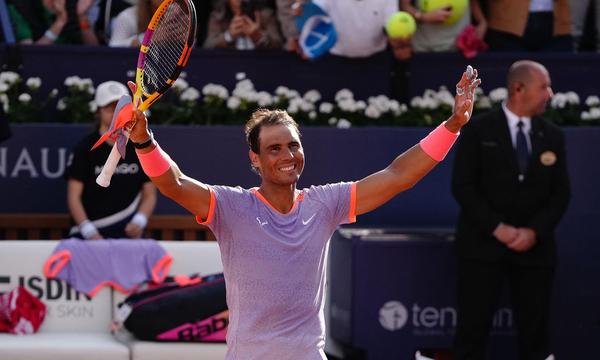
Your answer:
[445,65,481,132]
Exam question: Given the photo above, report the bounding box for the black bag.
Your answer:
[118,273,228,342]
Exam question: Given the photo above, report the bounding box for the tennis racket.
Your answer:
[95,0,197,187]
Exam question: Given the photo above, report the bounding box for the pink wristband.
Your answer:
[419,121,459,161]
[136,143,171,177]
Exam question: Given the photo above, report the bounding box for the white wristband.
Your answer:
[80,220,99,239]
[44,29,58,41]
[130,212,148,228]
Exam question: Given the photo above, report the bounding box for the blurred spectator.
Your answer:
[400,0,487,53]
[306,0,398,58]
[483,0,573,51]
[7,0,99,45]
[64,81,156,240]
[276,0,300,52]
[203,0,282,50]
[192,0,213,48]
[108,0,161,47]
[570,0,599,51]
[90,0,132,45]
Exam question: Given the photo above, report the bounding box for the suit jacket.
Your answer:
[451,108,570,265]
[487,0,571,37]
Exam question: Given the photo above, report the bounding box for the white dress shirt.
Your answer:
[502,102,532,153]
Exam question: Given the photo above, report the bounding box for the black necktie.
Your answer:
[516,120,529,176]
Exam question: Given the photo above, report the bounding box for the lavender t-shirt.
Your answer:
[201,182,356,360]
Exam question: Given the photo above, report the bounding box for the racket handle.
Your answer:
[96,140,127,187]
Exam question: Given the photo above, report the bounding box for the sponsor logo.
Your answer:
[379,300,515,336]
[256,217,268,226]
[302,213,316,225]
[379,301,408,331]
[0,147,68,179]
[95,163,140,176]
[158,311,229,341]
[0,275,91,302]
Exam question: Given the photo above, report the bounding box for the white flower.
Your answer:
[236,72,246,81]
[80,78,93,88]
[309,111,317,119]
[300,99,314,112]
[202,84,229,99]
[489,88,508,102]
[581,111,591,121]
[436,88,455,107]
[590,107,600,119]
[585,95,600,107]
[371,95,391,112]
[275,86,290,97]
[26,77,42,89]
[423,89,437,99]
[1,95,8,112]
[319,102,333,114]
[410,96,424,108]
[475,87,485,97]
[18,93,31,103]
[303,90,321,103]
[126,70,136,78]
[0,83,8,92]
[57,98,66,110]
[179,71,187,79]
[181,87,200,102]
[236,79,254,92]
[389,100,402,115]
[287,102,299,114]
[422,97,439,110]
[337,118,352,128]
[335,89,353,102]
[88,101,97,113]
[551,93,567,109]
[49,88,59,97]
[328,117,337,126]
[338,98,357,112]
[64,76,81,87]
[0,71,20,85]
[233,79,256,99]
[355,100,366,110]
[173,78,189,91]
[477,96,492,109]
[257,91,273,107]
[287,89,300,99]
[365,105,381,119]
[565,91,580,105]
[226,96,241,110]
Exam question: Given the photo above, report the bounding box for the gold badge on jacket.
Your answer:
[540,151,557,166]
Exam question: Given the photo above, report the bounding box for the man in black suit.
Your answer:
[451,60,571,360]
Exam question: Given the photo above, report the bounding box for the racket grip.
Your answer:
[96,142,123,187]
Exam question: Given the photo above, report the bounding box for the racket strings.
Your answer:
[143,0,191,93]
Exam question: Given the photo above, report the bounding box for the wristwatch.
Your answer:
[132,129,154,149]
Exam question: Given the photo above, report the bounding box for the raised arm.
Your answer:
[355,68,481,216]
[128,111,212,221]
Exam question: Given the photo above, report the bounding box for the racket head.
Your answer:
[135,0,197,111]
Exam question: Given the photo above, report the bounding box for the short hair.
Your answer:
[507,60,547,96]
[244,109,301,154]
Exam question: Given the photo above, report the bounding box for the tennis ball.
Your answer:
[385,12,417,39]
[419,0,468,26]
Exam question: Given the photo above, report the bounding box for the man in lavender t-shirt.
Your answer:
[127,69,481,359]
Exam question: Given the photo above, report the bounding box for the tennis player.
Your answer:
[127,68,480,360]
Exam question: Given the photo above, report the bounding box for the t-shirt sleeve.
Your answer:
[196,185,247,239]
[309,182,357,226]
